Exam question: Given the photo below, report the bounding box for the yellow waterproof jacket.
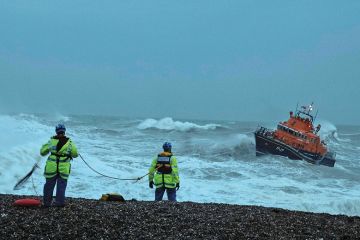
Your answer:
[40,136,78,179]
[149,152,180,189]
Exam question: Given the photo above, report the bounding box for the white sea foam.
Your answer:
[53,113,71,122]
[137,117,221,131]
[0,114,359,216]
[0,114,51,194]
[317,119,337,138]
[316,119,352,143]
[0,114,51,150]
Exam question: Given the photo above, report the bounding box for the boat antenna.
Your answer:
[314,110,319,122]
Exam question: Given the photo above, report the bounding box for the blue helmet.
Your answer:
[163,142,172,151]
[55,124,66,134]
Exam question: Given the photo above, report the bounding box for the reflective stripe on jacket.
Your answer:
[40,136,78,180]
[149,152,179,189]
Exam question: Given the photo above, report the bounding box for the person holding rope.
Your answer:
[148,142,180,201]
[40,124,78,207]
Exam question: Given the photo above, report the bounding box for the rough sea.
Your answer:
[1,113,359,216]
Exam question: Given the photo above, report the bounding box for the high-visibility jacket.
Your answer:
[149,151,179,189]
[40,136,78,180]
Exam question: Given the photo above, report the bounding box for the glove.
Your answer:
[149,181,154,189]
[176,183,180,191]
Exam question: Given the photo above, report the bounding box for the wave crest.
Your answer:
[317,120,351,143]
[137,117,222,131]
[0,114,51,150]
[318,120,337,138]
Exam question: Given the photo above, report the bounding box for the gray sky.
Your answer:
[1,1,359,124]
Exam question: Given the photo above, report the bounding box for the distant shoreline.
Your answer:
[1,194,359,239]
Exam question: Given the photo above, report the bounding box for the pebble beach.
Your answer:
[1,194,359,239]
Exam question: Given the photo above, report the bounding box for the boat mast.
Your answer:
[314,110,318,122]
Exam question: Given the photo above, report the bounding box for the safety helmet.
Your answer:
[163,142,172,151]
[55,124,66,134]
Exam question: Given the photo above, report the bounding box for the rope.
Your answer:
[31,175,39,197]
[79,154,146,182]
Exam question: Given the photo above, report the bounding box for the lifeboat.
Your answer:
[254,104,336,167]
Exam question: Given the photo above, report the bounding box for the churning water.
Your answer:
[1,113,359,216]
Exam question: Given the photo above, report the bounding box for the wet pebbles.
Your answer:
[1,194,359,239]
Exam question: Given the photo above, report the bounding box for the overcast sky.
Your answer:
[0,1,359,124]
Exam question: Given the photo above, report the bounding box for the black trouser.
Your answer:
[43,175,67,206]
[155,187,176,201]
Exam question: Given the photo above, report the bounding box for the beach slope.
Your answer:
[1,194,359,239]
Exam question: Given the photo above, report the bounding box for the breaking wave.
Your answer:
[137,117,222,131]
[317,120,337,139]
[0,114,51,149]
[317,120,351,143]
[1,113,359,216]
[53,113,71,122]
[0,114,51,194]
[183,134,255,161]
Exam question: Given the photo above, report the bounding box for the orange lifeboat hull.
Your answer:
[255,127,336,167]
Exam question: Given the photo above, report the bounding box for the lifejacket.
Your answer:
[50,137,72,161]
[50,136,72,161]
[149,152,179,189]
[156,154,173,174]
[41,135,77,180]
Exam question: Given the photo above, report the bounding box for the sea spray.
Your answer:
[1,113,359,216]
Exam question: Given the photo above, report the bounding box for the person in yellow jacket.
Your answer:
[40,124,78,207]
[149,142,180,201]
